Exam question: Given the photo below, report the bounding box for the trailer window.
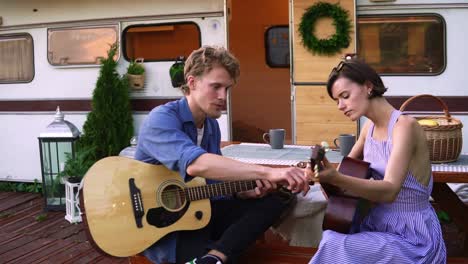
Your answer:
[265,26,290,68]
[48,25,119,66]
[0,34,34,83]
[358,15,445,75]
[123,22,201,62]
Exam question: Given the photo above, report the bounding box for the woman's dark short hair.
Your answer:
[326,58,387,99]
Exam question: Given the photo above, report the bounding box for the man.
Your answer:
[135,46,309,264]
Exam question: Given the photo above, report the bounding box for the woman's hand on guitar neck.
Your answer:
[306,156,339,184]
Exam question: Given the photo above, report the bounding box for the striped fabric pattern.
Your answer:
[310,110,446,264]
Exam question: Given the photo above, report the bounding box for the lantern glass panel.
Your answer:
[40,139,75,209]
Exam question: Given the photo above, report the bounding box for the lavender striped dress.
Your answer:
[310,110,446,264]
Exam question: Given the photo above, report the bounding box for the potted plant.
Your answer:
[52,146,94,212]
[127,58,145,90]
[59,146,96,183]
[169,56,185,88]
[57,146,96,223]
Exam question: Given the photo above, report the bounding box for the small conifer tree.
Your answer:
[78,43,134,162]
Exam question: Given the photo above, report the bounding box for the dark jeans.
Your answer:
[175,193,289,264]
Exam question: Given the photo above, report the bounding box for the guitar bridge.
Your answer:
[129,178,144,228]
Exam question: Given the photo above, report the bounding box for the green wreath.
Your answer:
[299,2,352,55]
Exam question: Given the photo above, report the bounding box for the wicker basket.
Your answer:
[399,94,463,163]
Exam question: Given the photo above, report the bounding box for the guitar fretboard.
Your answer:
[186,180,256,201]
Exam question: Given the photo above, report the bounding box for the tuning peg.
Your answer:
[321,141,330,152]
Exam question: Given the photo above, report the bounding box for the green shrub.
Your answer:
[77,43,134,163]
[0,179,42,193]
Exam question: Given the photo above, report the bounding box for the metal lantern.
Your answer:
[38,107,80,211]
[119,136,138,159]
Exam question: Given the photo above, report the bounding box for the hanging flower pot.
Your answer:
[127,58,145,90]
[169,56,185,88]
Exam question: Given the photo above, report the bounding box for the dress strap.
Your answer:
[387,110,402,141]
[366,122,375,141]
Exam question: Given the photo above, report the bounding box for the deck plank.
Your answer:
[0,192,38,211]
[36,241,94,263]
[62,248,103,264]
[0,232,22,246]
[0,233,37,255]
[0,196,43,216]
[48,221,83,240]
[21,213,76,238]
[9,239,76,264]
[0,236,55,263]
[0,191,16,200]
[0,206,43,228]
[2,210,62,234]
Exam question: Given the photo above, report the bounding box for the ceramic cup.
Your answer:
[334,134,356,157]
[263,129,285,149]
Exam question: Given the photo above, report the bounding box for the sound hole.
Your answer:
[160,183,186,212]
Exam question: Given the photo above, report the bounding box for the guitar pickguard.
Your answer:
[146,202,190,228]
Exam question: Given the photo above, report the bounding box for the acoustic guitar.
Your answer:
[310,145,372,234]
[82,156,257,257]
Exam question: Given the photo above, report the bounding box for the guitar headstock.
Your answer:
[310,145,325,171]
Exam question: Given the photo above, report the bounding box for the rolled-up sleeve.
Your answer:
[135,107,206,181]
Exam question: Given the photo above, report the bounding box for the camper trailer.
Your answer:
[1,0,467,185]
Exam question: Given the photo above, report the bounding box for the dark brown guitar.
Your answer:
[310,145,371,234]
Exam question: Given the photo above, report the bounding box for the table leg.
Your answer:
[432,182,468,257]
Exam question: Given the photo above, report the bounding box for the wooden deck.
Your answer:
[0,192,127,264]
[1,191,467,264]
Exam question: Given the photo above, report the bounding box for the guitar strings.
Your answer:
[159,182,257,210]
[160,184,255,198]
[159,181,256,200]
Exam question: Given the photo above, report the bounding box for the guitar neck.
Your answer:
[186,180,256,201]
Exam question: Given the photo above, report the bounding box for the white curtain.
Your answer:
[0,36,33,82]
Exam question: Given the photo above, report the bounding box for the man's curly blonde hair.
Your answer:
[180,46,240,95]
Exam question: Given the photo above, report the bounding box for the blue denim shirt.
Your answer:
[135,97,222,263]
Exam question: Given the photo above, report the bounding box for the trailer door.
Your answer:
[291,0,357,145]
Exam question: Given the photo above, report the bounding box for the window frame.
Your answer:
[264,25,290,68]
[46,24,120,67]
[357,13,447,76]
[0,33,35,84]
[122,21,202,63]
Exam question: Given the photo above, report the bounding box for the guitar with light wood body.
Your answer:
[82,156,256,257]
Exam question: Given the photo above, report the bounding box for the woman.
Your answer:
[307,58,446,263]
